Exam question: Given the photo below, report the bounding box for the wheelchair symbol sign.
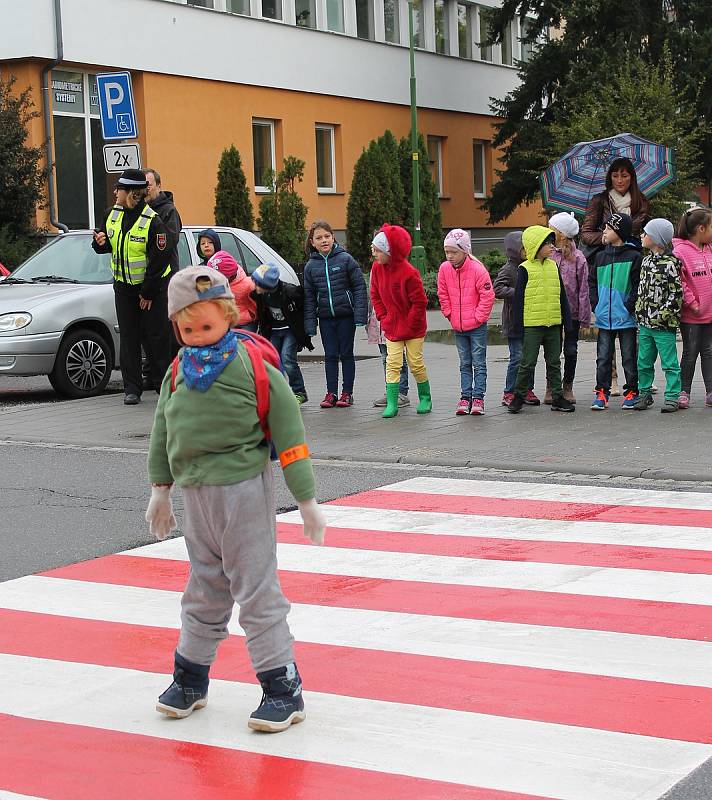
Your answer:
[96,72,138,140]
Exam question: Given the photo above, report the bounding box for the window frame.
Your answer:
[434,0,449,54]
[315,124,337,193]
[477,5,493,62]
[473,139,487,198]
[457,2,472,59]
[383,0,400,43]
[427,135,444,197]
[252,118,276,193]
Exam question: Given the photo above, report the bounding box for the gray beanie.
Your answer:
[643,218,674,249]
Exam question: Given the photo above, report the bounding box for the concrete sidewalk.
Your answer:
[1,319,711,482]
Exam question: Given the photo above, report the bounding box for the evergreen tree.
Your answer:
[0,75,46,265]
[484,0,710,222]
[214,145,254,231]
[398,133,442,271]
[257,156,308,269]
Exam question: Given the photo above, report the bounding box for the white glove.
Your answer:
[297,498,326,546]
[145,485,177,540]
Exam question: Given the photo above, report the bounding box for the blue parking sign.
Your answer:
[96,72,138,141]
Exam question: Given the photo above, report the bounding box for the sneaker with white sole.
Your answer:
[678,391,690,409]
[470,398,485,415]
[455,398,471,415]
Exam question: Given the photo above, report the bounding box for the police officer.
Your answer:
[92,168,172,405]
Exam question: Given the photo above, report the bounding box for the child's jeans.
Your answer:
[379,343,408,395]
[563,320,581,384]
[637,325,681,402]
[514,326,562,398]
[319,315,356,394]
[505,337,533,394]
[177,467,294,674]
[595,328,638,393]
[680,322,712,394]
[385,337,427,384]
[270,328,306,395]
[454,325,487,400]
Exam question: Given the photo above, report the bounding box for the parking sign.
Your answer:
[96,72,138,140]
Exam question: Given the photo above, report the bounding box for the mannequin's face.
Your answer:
[175,301,230,347]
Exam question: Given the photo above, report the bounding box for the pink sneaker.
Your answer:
[706,393,712,408]
[523,390,541,406]
[455,398,471,415]
[678,391,690,410]
[501,392,514,407]
[470,398,485,415]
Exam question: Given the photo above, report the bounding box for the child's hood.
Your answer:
[197,228,222,253]
[379,224,412,265]
[522,226,553,262]
[207,250,244,282]
[504,231,523,261]
[672,237,709,261]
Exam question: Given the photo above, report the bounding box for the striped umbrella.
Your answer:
[540,133,676,215]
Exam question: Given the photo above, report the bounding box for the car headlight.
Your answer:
[0,312,32,332]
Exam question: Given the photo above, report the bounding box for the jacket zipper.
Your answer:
[457,268,463,330]
[118,224,128,284]
[323,253,335,316]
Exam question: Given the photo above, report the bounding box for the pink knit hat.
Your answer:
[443,228,472,254]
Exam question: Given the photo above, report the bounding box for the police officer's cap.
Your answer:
[116,169,148,190]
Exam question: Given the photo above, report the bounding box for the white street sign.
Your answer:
[103,143,141,173]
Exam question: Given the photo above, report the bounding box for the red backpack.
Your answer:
[170,330,282,445]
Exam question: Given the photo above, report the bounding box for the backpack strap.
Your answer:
[170,355,179,393]
[244,342,271,440]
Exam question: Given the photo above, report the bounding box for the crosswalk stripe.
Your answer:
[43,554,712,642]
[2,575,712,687]
[1,654,708,800]
[3,607,712,744]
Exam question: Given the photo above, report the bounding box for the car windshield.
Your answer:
[11,234,113,284]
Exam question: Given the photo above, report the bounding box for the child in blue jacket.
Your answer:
[303,220,367,408]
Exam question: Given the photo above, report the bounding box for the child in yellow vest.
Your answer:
[508,226,575,414]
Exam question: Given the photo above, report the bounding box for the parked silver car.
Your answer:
[0,227,298,398]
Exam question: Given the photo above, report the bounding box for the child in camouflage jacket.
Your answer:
[634,219,683,412]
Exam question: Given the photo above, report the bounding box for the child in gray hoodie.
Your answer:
[493,231,540,406]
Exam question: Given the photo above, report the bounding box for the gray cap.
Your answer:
[168,265,232,318]
[643,218,675,249]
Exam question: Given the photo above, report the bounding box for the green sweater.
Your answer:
[147,345,315,501]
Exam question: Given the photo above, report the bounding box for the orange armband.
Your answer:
[279,443,310,468]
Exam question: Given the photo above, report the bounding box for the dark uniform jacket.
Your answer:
[149,191,182,273]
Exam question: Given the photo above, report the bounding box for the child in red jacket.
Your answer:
[370,224,430,418]
[437,229,495,416]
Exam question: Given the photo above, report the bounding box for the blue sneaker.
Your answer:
[249,662,306,732]
[591,389,609,410]
[621,390,639,409]
[156,653,209,718]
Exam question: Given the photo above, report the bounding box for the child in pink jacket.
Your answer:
[437,229,495,415]
[206,250,258,331]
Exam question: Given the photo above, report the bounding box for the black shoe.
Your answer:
[156,653,209,718]
[507,394,525,414]
[249,663,306,732]
[123,393,141,405]
[551,395,575,412]
[633,393,654,411]
[142,379,156,391]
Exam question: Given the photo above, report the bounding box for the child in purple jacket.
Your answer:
[549,213,591,404]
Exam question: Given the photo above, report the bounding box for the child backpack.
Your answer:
[170,329,283,457]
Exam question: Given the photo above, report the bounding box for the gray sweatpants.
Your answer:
[177,467,295,673]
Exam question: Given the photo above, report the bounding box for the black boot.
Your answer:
[248,662,306,732]
[156,652,210,718]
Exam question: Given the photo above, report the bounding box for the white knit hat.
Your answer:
[548,212,579,239]
[372,231,390,254]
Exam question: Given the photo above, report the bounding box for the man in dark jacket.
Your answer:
[252,264,313,404]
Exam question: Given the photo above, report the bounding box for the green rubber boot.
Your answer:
[382,382,400,418]
[416,380,432,414]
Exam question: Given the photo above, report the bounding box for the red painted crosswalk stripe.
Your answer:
[41,554,712,641]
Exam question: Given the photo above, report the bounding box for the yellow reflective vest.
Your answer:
[522,259,562,327]
[106,204,169,285]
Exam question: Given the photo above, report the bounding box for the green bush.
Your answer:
[0,224,42,269]
[421,270,440,310]
[214,145,254,231]
[257,156,308,268]
[479,248,506,279]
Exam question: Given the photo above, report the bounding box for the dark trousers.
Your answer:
[680,322,712,394]
[114,282,170,396]
[319,315,356,394]
[595,328,637,393]
[562,320,581,384]
[270,328,306,395]
[514,326,562,399]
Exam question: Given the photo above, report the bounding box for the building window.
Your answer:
[520,17,535,63]
[187,0,214,6]
[457,3,471,58]
[477,6,493,62]
[253,119,276,190]
[227,0,250,13]
[51,70,113,230]
[384,0,400,43]
[261,0,282,19]
[473,140,487,197]
[412,0,424,48]
[315,125,336,192]
[500,20,514,65]
[296,0,316,26]
[326,0,344,31]
[355,0,374,39]
[427,136,443,196]
[434,0,449,54]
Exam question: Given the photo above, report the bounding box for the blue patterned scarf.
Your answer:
[182,330,238,391]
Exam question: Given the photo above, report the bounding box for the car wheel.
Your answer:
[49,328,113,398]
